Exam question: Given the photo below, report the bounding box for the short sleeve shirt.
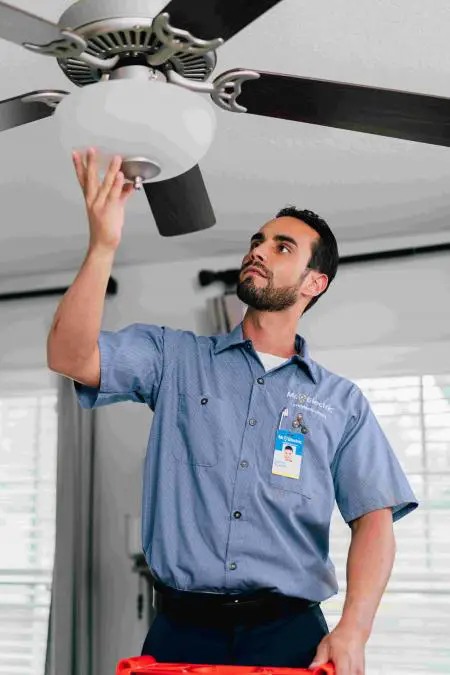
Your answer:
[74,321,418,601]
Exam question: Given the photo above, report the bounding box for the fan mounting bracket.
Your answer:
[22,29,87,59]
[23,28,120,70]
[148,13,224,66]
[166,68,261,113]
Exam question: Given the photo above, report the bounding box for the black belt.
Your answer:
[153,581,318,626]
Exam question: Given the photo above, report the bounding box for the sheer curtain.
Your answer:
[45,374,96,675]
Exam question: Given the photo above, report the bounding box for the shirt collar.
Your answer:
[214,321,318,384]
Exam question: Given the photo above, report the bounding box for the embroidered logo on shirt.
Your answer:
[287,391,334,416]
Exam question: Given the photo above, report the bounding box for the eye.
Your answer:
[278,244,291,253]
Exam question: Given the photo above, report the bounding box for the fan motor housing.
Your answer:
[56,0,217,87]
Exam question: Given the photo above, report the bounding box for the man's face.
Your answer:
[236,217,325,312]
[283,447,294,462]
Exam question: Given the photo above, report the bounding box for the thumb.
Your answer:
[309,638,330,669]
[120,183,135,202]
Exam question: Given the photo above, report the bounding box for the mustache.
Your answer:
[242,263,269,278]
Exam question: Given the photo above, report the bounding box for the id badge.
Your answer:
[271,407,305,480]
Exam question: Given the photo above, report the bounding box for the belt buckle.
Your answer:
[223,594,263,611]
[221,594,240,609]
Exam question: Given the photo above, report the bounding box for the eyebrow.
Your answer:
[250,232,298,248]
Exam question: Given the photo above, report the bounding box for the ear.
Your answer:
[302,271,328,301]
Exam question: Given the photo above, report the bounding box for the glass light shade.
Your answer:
[53,78,217,182]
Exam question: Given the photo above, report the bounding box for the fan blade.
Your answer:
[143,165,216,237]
[0,1,74,50]
[158,0,285,43]
[235,70,450,148]
[0,91,67,133]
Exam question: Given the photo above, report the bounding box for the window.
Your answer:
[0,370,58,675]
[322,374,450,674]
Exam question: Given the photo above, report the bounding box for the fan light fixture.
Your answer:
[53,78,217,185]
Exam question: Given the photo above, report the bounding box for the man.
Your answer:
[47,150,418,675]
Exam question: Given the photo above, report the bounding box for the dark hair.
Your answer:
[275,206,339,313]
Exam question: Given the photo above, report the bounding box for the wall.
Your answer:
[0,247,449,675]
[302,250,450,377]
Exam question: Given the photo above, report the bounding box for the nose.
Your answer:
[249,245,268,264]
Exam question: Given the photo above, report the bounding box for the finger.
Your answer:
[96,154,123,204]
[72,151,86,190]
[120,182,135,203]
[105,170,125,203]
[334,654,351,675]
[85,148,100,202]
[309,641,330,669]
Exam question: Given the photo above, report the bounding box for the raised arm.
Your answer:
[47,149,134,385]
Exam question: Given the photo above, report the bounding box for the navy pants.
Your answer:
[141,603,329,668]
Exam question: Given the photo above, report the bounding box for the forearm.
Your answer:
[47,245,115,367]
[338,508,396,641]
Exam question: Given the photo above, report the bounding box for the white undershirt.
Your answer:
[256,351,289,372]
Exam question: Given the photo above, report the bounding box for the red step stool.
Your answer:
[116,656,335,675]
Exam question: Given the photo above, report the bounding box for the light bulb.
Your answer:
[53,78,217,182]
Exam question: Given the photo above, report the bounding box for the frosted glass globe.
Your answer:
[53,78,217,182]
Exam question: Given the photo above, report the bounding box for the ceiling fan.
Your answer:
[1,0,450,238]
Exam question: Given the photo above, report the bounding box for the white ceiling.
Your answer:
[1,0,450,281]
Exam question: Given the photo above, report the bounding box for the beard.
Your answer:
[236,271,300,312]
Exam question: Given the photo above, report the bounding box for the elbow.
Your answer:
[46,329,59,372]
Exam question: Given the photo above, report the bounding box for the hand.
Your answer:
[72,148,135,252]
[309,624,366,675]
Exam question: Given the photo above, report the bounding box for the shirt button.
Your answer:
[228,562,237,571]
[233,511,242,519]
[240,460,249,468]
[246,341,252,350]
[257,377,264,385]
[200,397,208,405]
[248,418,257,426]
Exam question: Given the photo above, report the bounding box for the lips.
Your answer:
[244,266,267,278]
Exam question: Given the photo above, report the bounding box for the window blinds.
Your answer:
[322,374,450,674]
[0,376,57,675]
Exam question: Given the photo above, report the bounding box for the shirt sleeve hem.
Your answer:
[341,498,419,525]
[73,333,114,408]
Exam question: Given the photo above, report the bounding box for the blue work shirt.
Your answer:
[74,321,418,601]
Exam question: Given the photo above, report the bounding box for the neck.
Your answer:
[242,308,301,358]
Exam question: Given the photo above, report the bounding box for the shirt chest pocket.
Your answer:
[173,393,226,467]
[268,416,328,498]
[269,457,312,498]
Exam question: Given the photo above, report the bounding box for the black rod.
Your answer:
[0,276,118,303]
